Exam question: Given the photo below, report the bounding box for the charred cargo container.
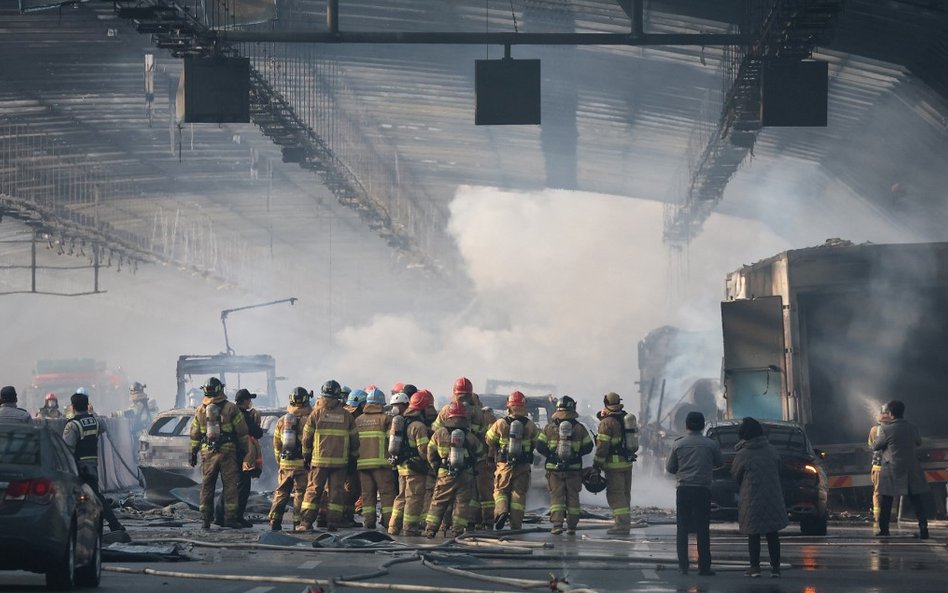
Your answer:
[721,241,948,514]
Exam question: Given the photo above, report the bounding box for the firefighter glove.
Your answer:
[189,448,198,468]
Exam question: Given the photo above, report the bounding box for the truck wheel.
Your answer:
[46,524,76,590]
[800,515,827,536]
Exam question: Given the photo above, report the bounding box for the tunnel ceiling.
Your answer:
[2,0,948,298]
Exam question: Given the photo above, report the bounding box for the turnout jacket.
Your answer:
[302,397,359,468]
[355,403,392,469]
[427,418,484,478]
[189,395,249,454]
[485,412,539,465]
[396,409,433,476]
[594,406,637,470]
[536,410,594,471]
[273,402,313,469]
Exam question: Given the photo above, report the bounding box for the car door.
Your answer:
[49,433,99,565]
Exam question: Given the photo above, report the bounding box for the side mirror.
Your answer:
[814,448,826,459]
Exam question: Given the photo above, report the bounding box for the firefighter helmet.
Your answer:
[290,386,311,405]
[409,389,435,411]
[582,467,608,493]
[391,392,410,406]
[45,392,58,403]
[202,377,224,397]
[366,388,385,405]
[130,381,148,402]
[391,382,405,395]
[75,386,88,396]
[130,381,146,393]
[321,380,342,398]
[556,395,576,411]
[447,400,468,419]
[603,392,622,406]
[403,384,418,397]
[346,389,368,407]
[453,377,473,396]
[507,391,527,409]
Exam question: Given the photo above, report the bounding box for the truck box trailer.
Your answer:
[720,240,948,515]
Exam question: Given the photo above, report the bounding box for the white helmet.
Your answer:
[390,392,410,405]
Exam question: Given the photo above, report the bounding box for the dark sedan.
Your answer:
[0,422,103,589]
[706,419,829,535]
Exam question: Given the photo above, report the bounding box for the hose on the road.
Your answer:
[104,565,594,593]
[419,555,600,592]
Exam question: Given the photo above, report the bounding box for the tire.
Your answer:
[74,526,102,588]
[46,524,76,590]
[799,515,828,536]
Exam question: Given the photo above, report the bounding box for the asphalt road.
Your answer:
[2,519,945,593]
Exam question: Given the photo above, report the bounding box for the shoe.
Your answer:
[606,527,630,536]
[363,523,376,530]
[224,519,246,529]
[213,518,224,527]
[770,568,781,578]
[494,512,509,531]
[296,522,313,532]
[239,518,254,528]
[404,529,421,537]
[202,518,212,530]
[698,569,715,576]
[550,526,564,535]
[423,530,437,539]
[919,526,930,540]
[566,528,576,536]
[875,530,890,537]
[389,526,401,536]
[450,528,466,538]
[316,518,328,528]
[269,521,281,531]
[744,567,761,578]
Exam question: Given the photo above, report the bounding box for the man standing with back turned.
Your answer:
[666,411,722,576]
[873,400,929,539]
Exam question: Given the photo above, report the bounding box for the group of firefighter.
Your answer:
[189,375,641,537]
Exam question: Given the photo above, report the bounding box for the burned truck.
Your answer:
[721,240,948,515]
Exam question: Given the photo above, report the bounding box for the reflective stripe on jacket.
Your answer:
[427,425,484,478]
[397,414,432,476]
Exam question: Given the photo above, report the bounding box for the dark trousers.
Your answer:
[676,486,711,571]
[749,532,780,568]
[79,463,123,531]
[215,470,252,523]
[878,493,928,534]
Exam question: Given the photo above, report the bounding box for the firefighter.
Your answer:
[116,381,153,442]
[299,380,360,532]
[593,392,639,535]
[215,389,263,527]
[62,391,125,533]
[35,392,63,419]
[355,388,396,529]
[345,389,368,418]
[536,395,594,535]
[424,400,484,538]
[388,389,436,535]
[868,404,892,532]
[479,404,498,529]
[268,387,313,530]
[188,377,249,529]
[486,391,538,531]
[433,377,490,529]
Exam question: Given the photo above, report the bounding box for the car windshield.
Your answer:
[0,432,41,466]
[708,425,808,454]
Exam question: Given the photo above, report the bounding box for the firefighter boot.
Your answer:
[269,513,283,531]
[202,512,212,530]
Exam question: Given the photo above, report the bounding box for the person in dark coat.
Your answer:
[731,417,788,578]
[872,400,929,539]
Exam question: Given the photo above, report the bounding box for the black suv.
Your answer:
[706,419,829,535]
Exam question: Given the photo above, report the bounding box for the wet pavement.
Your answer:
[2,517,945,592]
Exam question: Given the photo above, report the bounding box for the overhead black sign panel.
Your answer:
[184,56,251,124]
[761,59,828,127]
[475,58,541,126]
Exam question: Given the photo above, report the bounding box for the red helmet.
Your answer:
[391,382,405,395]
[45,392,58,402]
[453,377,473,396]
[447,400,468,419]
[507,391,526,408]
[365,384,377,391]
[408,389,434,411]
